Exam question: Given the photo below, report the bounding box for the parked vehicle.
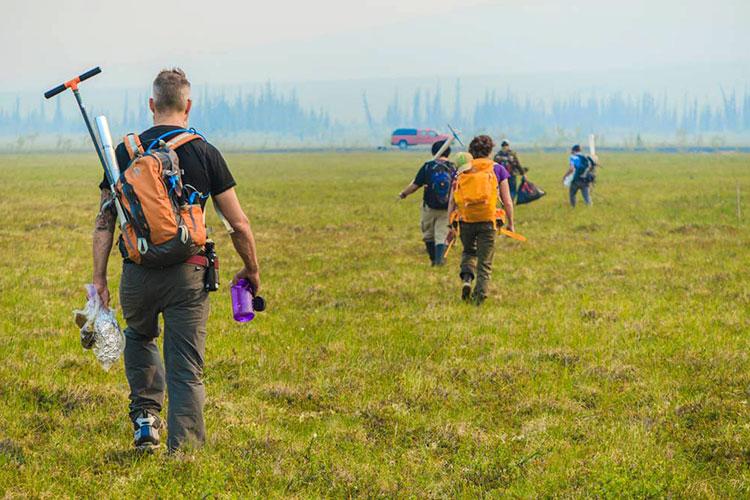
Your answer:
[391,128,449,150]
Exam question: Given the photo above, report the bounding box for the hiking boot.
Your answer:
[133,411,161,451]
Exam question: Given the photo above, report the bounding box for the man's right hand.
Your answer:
[232,267,261,294]
[93,276,110,309]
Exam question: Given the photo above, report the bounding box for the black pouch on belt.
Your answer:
[204,240,220,292]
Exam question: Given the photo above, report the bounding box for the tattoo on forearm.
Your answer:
[95,211,115,232]
[95,191,116,232]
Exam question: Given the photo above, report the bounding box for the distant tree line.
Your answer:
[381,81,750,138]
[2,80,749,143]
[190,84,332,138]
[0,83,333,139]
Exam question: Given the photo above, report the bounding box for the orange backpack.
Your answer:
[115,131,207,267]
[453,158,498,223]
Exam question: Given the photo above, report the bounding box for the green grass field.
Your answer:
[0,151,749,497]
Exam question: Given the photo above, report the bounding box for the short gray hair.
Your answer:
[152,68,191,113]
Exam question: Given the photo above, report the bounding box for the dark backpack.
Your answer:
[577,155,597,184]
[424,160,454,209]
[494,151,525,176]
[515,176,546,205]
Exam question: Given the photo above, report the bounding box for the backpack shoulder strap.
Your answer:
[165,132,203,151]
[434,159,452,170]
[123,133,144,160]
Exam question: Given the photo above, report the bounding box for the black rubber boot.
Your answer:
[424,241,435,265]
[433,244,447,266]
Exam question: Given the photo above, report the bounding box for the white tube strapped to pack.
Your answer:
[95,116,120,181]
[588,133,598,162]
[94,116,130,232]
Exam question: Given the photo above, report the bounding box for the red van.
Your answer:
[391,128,450,150]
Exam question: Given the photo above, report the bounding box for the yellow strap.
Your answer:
[499,228,527,242]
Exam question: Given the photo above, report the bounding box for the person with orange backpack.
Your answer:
[448,135,514,305]
[92,68,261,452]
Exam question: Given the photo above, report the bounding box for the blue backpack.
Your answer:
[574,154,597,184]
[424,160,454,209]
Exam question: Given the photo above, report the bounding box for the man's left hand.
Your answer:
[232,266,261,294]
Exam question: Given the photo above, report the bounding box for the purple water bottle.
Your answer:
[231,279,266,323]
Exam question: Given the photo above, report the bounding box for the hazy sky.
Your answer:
[2,0,748,93]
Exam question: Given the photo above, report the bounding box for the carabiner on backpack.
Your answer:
[179,225,189,244]
[137,238,149,255]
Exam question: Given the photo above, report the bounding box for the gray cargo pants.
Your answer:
[459,221,496,301]
[120,261,209,450]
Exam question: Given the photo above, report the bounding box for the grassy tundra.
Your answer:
[0,151,749,497]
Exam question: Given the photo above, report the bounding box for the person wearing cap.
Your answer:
[563,144,593,206]
[398,140,457,266]
[494,140,526,201]
[454,151,473,174]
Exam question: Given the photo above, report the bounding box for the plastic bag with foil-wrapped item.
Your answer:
[73,284,125,371]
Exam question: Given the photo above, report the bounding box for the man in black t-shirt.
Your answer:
[92,68,261,452]
[398,140,456,266]
[99,126,236,207]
